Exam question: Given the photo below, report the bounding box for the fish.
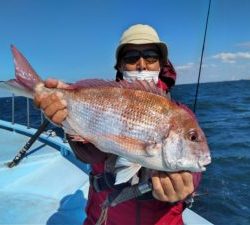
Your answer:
[0,45,211,184]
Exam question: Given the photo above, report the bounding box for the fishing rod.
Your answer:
[193,0,212,113]
[7,119,50,168]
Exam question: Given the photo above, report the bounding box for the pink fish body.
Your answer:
[1,46,211,183]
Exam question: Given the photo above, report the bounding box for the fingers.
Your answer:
[43,97,67,118]
[45,78,69,89]
[34,92,67,125]
[152,172,174,202]
[51,109,68,124]
[34,92,46,108]
[33,78,69,125]
[44,78,59,88]
[41,93,67,124]
[152,171,194,203]
[40,92,64,110]
[180,172,194,194]
[167,172,185,195]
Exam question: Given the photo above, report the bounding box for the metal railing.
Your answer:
[1,94,91,172]
[10,94,44,128]
[12,94,15,124]
[9,94,68,142]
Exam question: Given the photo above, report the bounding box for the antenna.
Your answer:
[193,0,212,113]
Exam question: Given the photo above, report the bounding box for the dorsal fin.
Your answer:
[175,101,196,119]
[69,79,167,97]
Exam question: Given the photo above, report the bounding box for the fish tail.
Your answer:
[9,45,43,95]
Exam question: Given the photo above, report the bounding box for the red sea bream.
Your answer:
[1,46,211,184]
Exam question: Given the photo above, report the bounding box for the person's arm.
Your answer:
[158,60,176,92]
[67,136,107,164]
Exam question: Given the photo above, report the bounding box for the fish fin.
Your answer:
[102,134,161,158]
[11,45,42,92]
[68,79,166,97]
[145,141,162,157]
[114,157,141,185]
[69,135,89,143]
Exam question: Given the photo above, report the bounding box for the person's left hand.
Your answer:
[151,171,194,203]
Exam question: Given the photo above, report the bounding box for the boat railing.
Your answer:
[10,94,37,128]
[5,93,68,141]
[1,93,90,172]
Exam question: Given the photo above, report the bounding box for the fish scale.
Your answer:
[65,88,167,141]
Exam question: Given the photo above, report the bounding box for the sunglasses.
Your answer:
[122,49,160,64]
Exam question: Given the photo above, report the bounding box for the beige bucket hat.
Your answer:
[115,24,168,62]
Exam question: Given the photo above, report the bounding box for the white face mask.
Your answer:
[122,70,160,83]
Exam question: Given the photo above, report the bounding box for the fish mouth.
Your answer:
[174,154,211,172]
[198,154,212,167]
[194,155,211,172]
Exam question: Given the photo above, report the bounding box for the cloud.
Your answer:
[236,41,250,48]
[212,52,250,63]
[175,62,214,72]
[175,62,194,71]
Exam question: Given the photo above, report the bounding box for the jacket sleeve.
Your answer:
[67,136,108,164]
[158,59,177,92]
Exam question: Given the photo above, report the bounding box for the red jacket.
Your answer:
[84,162,191,225]
[81,162,201,225]
[68,62,201,225]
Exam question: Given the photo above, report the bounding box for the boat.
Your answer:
[0,93,213,225]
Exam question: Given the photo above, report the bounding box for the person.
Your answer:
[34,24,201,225]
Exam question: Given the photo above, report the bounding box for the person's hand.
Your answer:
[34,78,69,125]
[151,171,194,203]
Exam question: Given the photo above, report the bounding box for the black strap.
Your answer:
[89,172,129,192]
[102,181,153,208]
[89,165,156,200]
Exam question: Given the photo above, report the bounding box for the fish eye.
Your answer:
[187,130,199,142]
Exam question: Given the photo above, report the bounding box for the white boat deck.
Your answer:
[0,120,213,225]
[0,120,89,224]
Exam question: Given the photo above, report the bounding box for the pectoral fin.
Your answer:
[114,157,141,185]
[102,134,162,158]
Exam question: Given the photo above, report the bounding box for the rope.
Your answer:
[96,206,108,225]
[193,0,212,113]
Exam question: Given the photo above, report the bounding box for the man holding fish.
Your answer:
[34,24,209,225]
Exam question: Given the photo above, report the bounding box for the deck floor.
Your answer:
[0,126,89,224]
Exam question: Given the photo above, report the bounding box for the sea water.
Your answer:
[0,80,249,224]
[172,80,250,225]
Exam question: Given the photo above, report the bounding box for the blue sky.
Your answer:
[0,0,250,84]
